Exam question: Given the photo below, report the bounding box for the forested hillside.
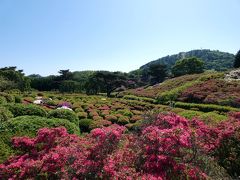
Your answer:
[140,49,234,72]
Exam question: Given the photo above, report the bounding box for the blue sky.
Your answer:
[0,0,239,76]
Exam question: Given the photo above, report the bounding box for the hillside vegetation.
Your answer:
[1,50,240,179]
[122,70,240,108]
[140,49,234,72]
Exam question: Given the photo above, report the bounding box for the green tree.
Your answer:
[148,63,167,85]
[171,57,204,77]
[59,80,78,93]
[234,50,240,68]
[0,67,30,91]
[58,69,73,80]
[85,71,126,97]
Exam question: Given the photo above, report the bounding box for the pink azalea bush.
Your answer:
[1,113,240,179]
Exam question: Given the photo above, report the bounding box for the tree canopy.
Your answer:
[148,63,167,85]
[171,57,204,77]
[85,71,126,97]
[234,50,240,68]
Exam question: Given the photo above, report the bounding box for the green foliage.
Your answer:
[198,112,227,124]
[0,96,7,105]
[213,136,240,177]
[175,102,239,113]
[0,115,80,163]
[148,63,167,84]
[234,50,240,68]
[59,80,79,93]
[1,115,80,135]
[117,116,130,125]
[77,112,88,119]
[0,76,17,91]
[178,110,203,120]
[14,95,22,103]
[89,120,112,129]
[6,104,47,117]
[0,67,30,91]
[116,109,133,118]
[157,81,199,103]
[123,95,155,104]
[171,57,204,77]
[105,115,118,123]
[0,107,13,123]
[85,71,126,97]
[0,92,14,103]
[140,49,234,72]
[156,72,225,103]
[48,109,79,126]
[79,119,93,132]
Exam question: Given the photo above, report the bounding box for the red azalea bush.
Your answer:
[179,79,240,107]
[1,113,240,179]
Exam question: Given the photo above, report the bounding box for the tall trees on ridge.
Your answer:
[234,50,240,68]
[171,57,204,77]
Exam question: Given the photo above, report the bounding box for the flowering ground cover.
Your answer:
[0,74,240,179]
[1,112,240,179]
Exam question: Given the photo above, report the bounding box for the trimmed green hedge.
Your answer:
[5,104,47,117]
[0,106,13,123]
[79,118,93,132]
[48,109,79,126]
[175,102,239,113]
[123,95,156,104]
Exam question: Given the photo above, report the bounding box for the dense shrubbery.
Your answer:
[175,102,239,113]
[48,109,79,126]
[0,92,14,103]
[1,115,80,135]
[0,107,13,123]
[2,113,240,179]
[5,104,47,117]
[123,95,156,103]
[179,79,240,107]
[79,118,93,132]
[0,116,80,163]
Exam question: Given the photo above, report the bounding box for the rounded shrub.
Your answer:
[130,115,142,123]
[88,110,99,118]
[0,115,80,163]
[92,116,103,121]
[79,119,93,132]
[6,104,47,117]
[89,120,112,130]
[105,115,118,123]
[2,115,80,136]
[118,116,130,125]
[77,112,88,119]
[0,96,7,105]
[0,92,14,103]
[0,107,13,123]
[14,95,22,103]
[74,107,84,113]
[48,109,79,126]
[116,109,133,118]
[100,110,110,117]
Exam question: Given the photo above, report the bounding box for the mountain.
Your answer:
[140,49,235,72]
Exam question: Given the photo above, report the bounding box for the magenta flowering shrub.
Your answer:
[0,125,126,179]
[179,79,240,107]
[1,113,240,179]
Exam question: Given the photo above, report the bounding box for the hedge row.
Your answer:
[175,102,239,113]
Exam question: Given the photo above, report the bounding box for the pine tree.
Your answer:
[234,50,240,68]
